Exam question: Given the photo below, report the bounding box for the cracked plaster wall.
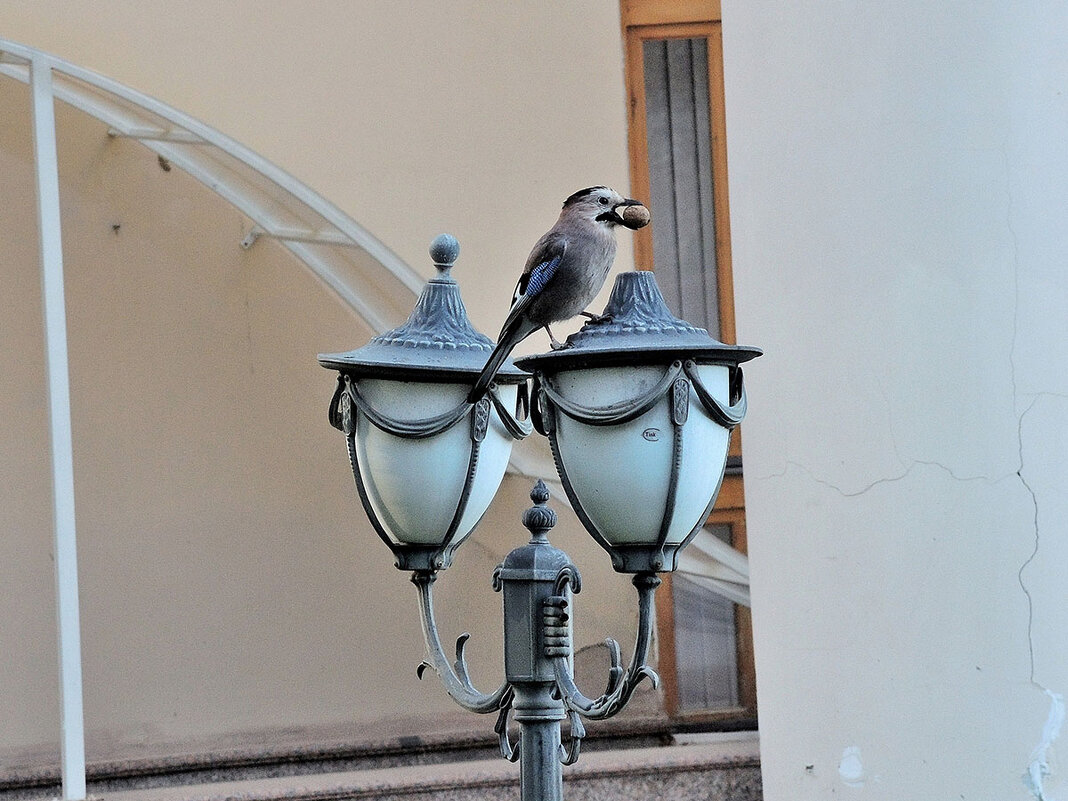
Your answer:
[723,2,1068,799]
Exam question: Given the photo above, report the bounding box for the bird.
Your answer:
[467,186,650,403]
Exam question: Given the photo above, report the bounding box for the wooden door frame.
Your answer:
[621,0,756,724]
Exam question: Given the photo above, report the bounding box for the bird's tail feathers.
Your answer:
[467,318,538,404]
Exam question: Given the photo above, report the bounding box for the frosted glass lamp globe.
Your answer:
[516,271,760,573]
[319,235,530,572]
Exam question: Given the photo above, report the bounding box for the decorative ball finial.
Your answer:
[430,233,460,278]
[522,479,557,541]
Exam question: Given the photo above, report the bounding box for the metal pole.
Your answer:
[30,53,87,801]
[513,686,564,801]
[498,485,570,801]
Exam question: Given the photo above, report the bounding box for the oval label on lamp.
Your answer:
[642,428,660,442]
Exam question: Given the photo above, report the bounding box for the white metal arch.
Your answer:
[0,38,424,335]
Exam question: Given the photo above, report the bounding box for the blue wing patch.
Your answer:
[523,254,561,298]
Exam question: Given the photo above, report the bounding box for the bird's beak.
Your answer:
[614,199,651,230]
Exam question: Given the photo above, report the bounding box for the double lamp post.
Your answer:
[318,234,760,801]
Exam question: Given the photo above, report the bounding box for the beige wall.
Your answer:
[0,2,641,763]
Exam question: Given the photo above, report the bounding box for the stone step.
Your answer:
[99,735,760,801]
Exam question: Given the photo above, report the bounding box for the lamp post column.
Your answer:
[495,480,575,801]
[513,686,564,801]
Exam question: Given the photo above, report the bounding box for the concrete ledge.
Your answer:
[2,714,728,796]
[100,736,760,801]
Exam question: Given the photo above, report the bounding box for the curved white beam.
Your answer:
[0,38,568,485]
[0,38,423,333]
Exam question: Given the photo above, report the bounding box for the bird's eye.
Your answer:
[599,196,610,205]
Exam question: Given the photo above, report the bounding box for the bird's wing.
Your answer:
[489,235,567,347]
[471,238,567,403]
[513,235,567,304]
[497,239,565,340]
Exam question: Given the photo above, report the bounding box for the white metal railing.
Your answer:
[28,52,86,801]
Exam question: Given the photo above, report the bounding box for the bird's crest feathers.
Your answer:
[562,186,611,207]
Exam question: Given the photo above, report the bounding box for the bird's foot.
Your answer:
[580,311,612,324]
[545,325,567,351]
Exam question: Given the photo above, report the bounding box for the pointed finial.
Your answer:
[522,480,557,542]
[529,479,550,505]
[430,233,460,280]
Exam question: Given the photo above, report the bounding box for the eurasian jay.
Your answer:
[468,186,649,403]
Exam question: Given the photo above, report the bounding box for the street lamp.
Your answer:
[319,234,531,572]
[516,269,761,574]
[318,234,760,801]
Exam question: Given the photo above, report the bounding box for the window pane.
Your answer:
[642,37,720,335]
[672,524,739,712]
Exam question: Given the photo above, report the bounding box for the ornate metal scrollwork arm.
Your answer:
[411,571,512,714]
[494,703,522,762]
[559,709,586,765]
[544,571,662,721]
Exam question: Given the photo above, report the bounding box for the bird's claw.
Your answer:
[580,311,613,325]
[543,324,567,351]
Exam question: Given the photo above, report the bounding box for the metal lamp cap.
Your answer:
[318,234,530,382]
[514,270,761,373]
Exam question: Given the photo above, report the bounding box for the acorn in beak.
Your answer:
[616,199,650,229]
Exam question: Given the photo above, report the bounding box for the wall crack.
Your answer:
[1015,396,1041,687]
[759,458,1009,498]
[1003,142,1064,800]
